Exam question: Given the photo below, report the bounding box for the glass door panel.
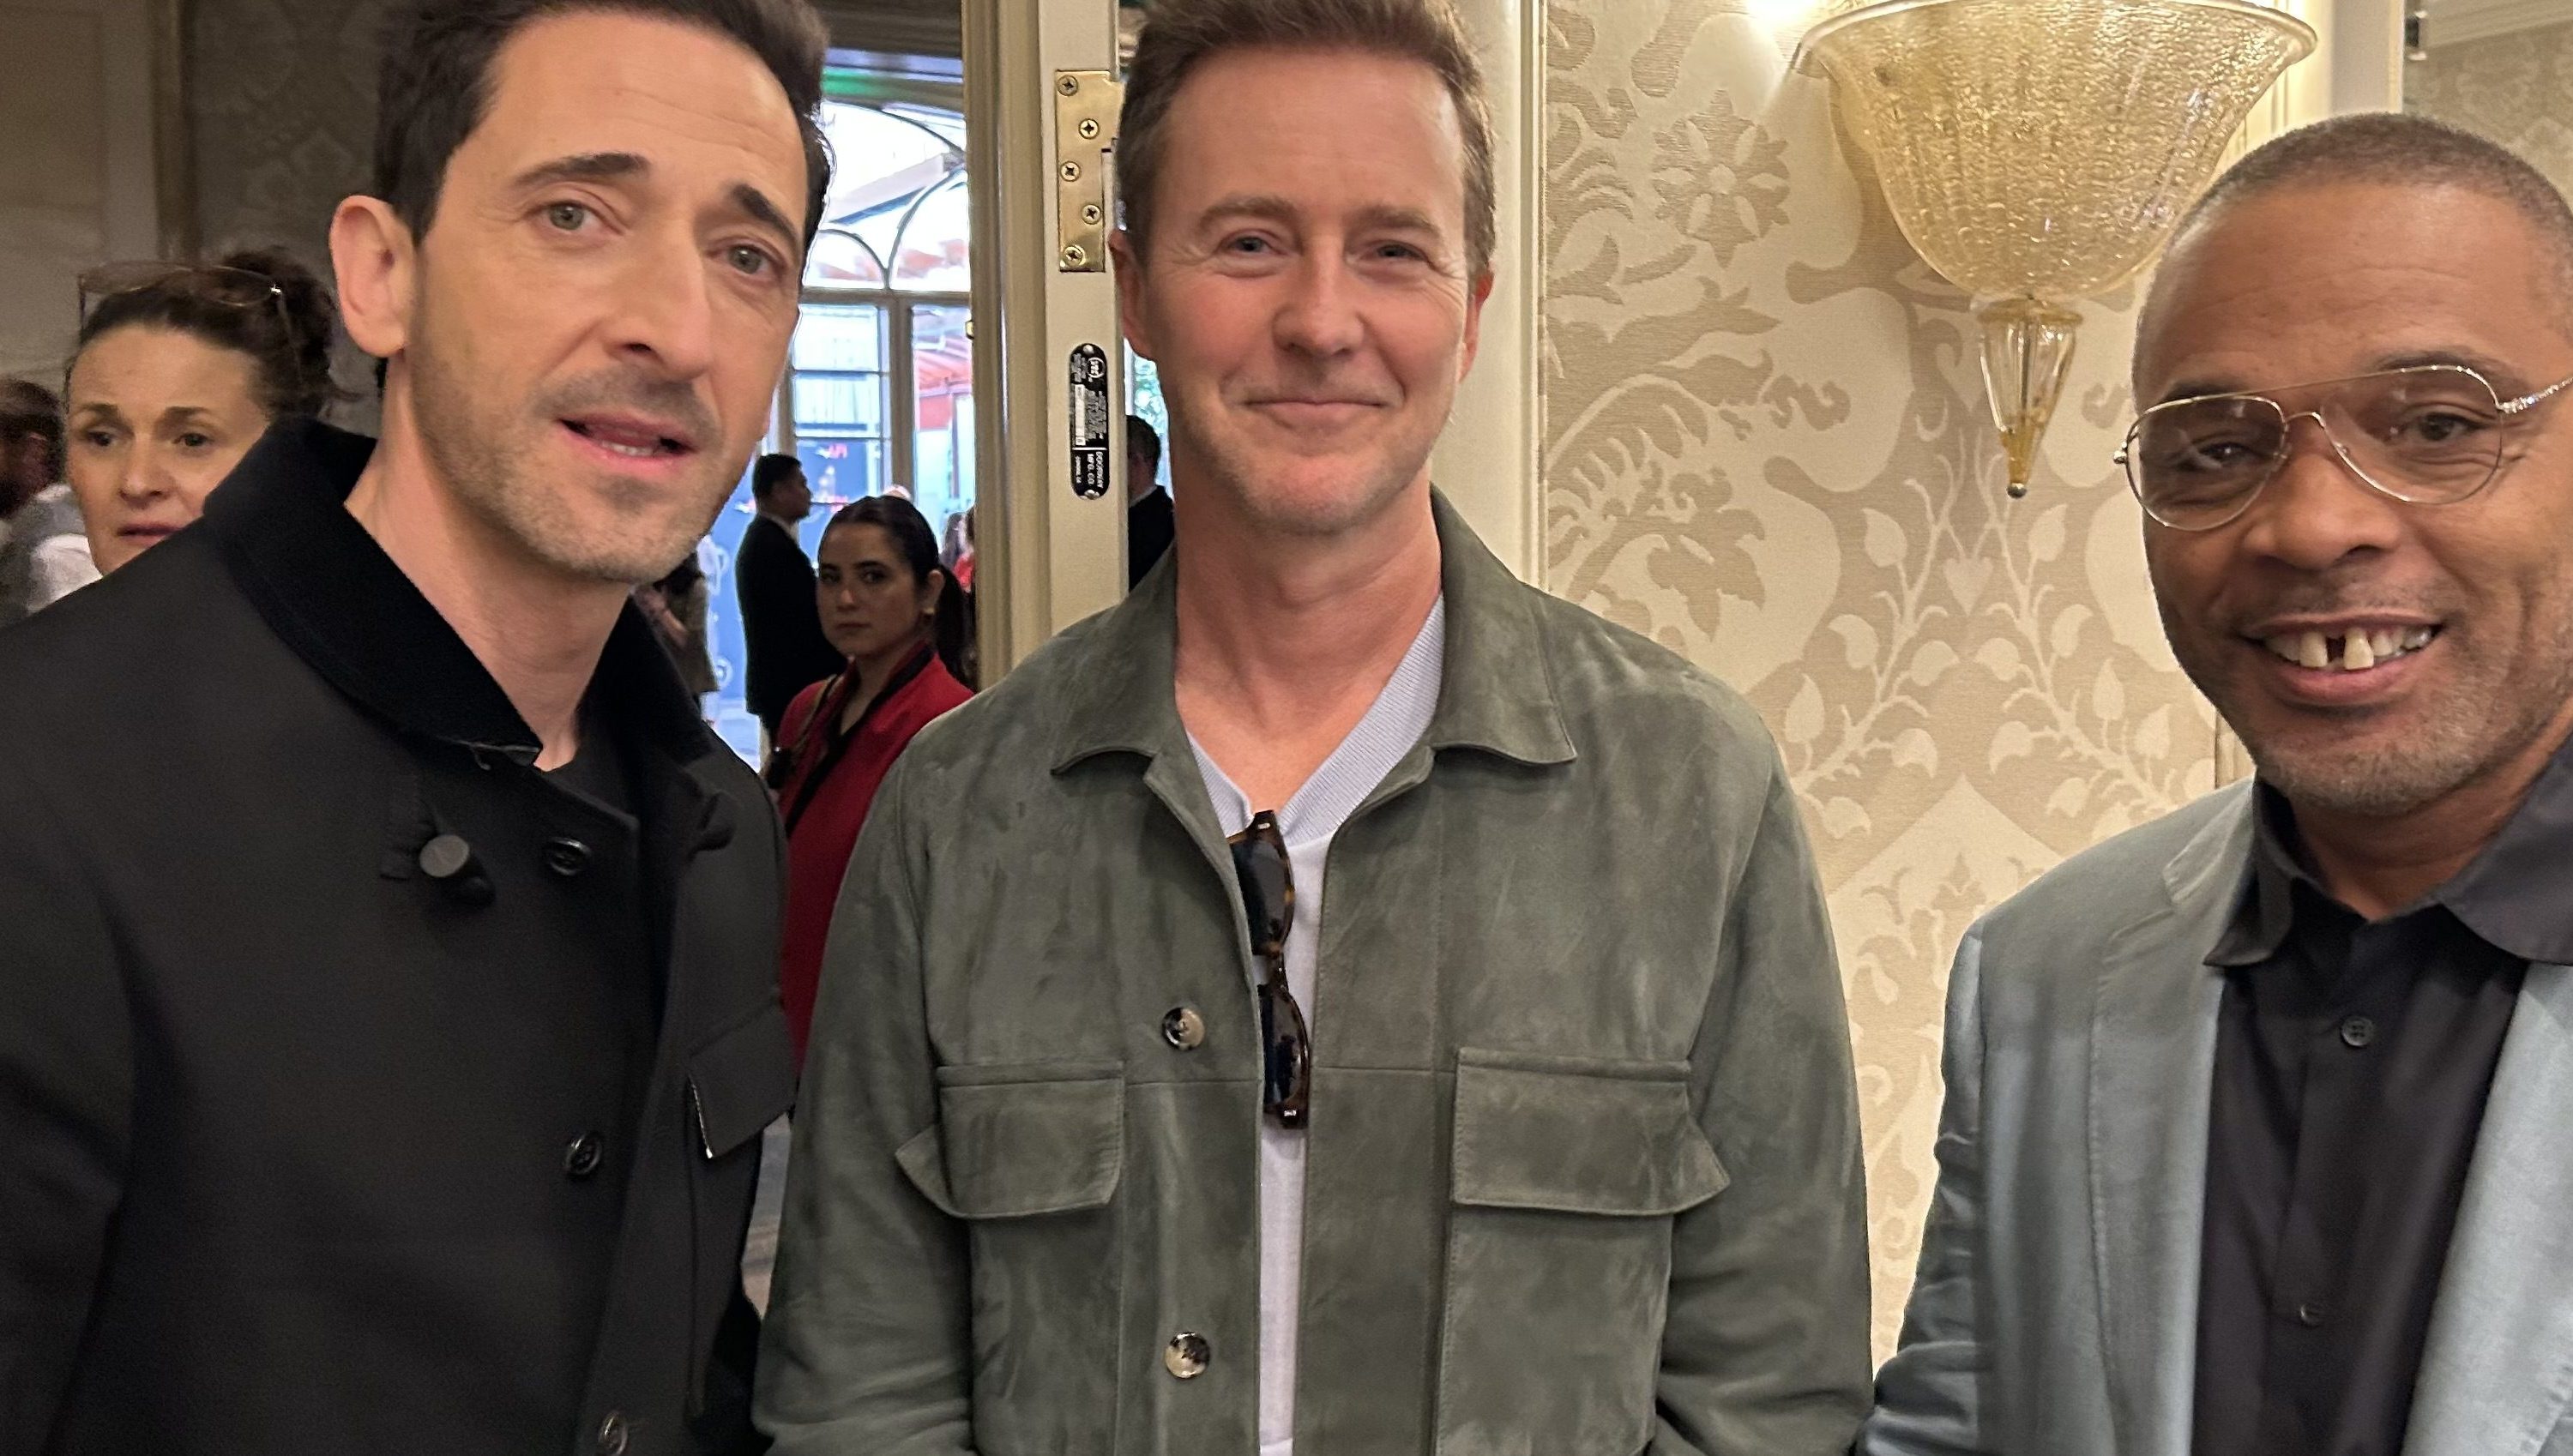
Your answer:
[910,301,976,551]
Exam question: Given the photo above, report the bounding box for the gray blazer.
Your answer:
[1862,782,2573,1456]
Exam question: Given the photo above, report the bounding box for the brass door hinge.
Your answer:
[1054,69,1123,273]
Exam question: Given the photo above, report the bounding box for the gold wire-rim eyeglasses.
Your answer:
[2113,363,2573,531]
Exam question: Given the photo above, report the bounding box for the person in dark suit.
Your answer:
[1125,412,1173,587]
[737,452,842,737]
[0,0,829,1450]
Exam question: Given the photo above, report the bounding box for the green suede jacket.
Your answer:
[757,496,1872,1455]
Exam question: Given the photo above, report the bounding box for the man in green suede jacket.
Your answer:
[755,1,1872,1451]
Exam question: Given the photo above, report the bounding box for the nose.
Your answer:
[117,443,168,504]
[2233,412,2406,571]
[1273,251,1365,360]
[606,229,719,381]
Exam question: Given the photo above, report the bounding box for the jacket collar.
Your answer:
[1049,490,1576,774]
[200,418,718,767]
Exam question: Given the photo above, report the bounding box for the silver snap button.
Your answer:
[1165,1331,1210,1379]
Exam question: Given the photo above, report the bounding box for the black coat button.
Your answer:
[594,1411,630,1456]
[416,834,492,907]
[544,837,594,878]
[418,834,474,880]
[564,1132,605,1180]
[2340,1015,2377,1050]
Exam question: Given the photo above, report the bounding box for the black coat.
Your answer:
[732,514,841,737]
[1127,487,1174,590]
[0,422,797,1456]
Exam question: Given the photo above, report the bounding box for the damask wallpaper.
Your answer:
[187,0,387,424]
[2408,19,2573,198]
[1540,0,2226,1351]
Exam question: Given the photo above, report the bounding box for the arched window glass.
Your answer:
[804,100,966,292]
[807,227,886,286]
[890,172,972,293]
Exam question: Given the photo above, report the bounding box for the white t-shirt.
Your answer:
[1188,597,1445,1456]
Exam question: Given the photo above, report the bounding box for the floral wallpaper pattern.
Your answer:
[2408,19,2573,199]
[1540,0,2227,1352]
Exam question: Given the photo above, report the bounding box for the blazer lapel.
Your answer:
[2092,786,2254,1456]
[2403,962,2573,1456]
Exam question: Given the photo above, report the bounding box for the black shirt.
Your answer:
[543,701,659,1135]
[2189,757,2573,1456]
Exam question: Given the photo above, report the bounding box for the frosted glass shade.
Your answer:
[1797,0,2315,493]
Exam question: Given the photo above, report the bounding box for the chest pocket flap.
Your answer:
[1450,1049,1728,1215]
[898,1062,1124,1219]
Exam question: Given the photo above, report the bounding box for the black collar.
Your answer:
[199,418,718,768]
[2213,733,2573,967]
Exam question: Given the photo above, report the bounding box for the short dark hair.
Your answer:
[1119,0,1495,278]
[0,378,64,481]
[74,249,345,420]
[373,0,833,252]
[1125,413,1161,473]
[751,452,804,496]
[2152,112,2573,325]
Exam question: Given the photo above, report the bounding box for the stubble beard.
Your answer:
[412,348,730,587]
[1173,403,1437,543]
[2172,604,2573,820]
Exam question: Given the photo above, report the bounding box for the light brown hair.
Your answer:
[1118,0,1496,278]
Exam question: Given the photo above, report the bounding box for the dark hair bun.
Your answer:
[75,245,346,422]
[214,247,343,418]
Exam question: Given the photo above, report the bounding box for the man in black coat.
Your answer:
[734,454,842,738]
[1124,412,1173,587]
[0,2,829,1452]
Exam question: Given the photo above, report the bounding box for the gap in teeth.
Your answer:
[2266,627,2437,671]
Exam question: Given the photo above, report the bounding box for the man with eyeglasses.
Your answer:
[758,0,1872,1450]
[1865,113,2573,1456]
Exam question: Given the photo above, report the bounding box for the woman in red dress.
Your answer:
[766,496,972,1062]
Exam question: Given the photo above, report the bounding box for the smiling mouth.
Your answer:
[2258,626,2439,673]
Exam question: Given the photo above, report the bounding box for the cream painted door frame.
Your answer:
[961,0,1128,677]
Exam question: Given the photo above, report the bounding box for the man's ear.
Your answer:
[1112,229,1155,362]
[330,196,419,366]
[1458,268,1495,381]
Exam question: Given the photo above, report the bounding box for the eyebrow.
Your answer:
[727,182,801,256]
[1195,195,1446,238]
[510,151,649,192]
[511,153,801,255]
[70,403,218,424]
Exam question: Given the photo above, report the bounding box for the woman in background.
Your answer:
[766,495,972,1061]
[63,249,340,573]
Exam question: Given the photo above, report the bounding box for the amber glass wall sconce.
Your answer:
[1796,0,2316,498]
